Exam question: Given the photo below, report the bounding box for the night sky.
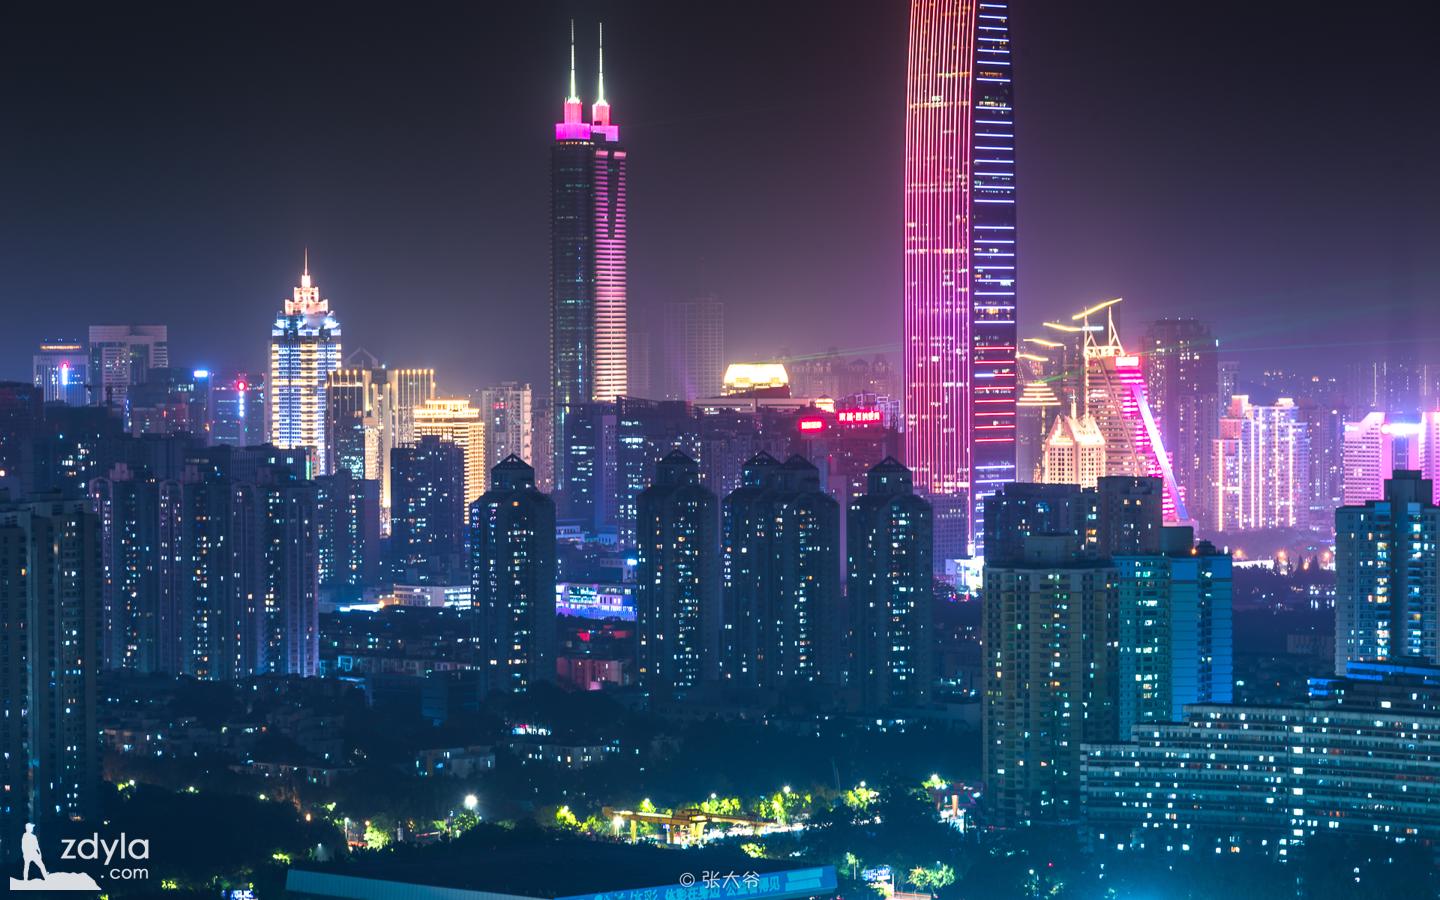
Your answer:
[4,2,1438,392]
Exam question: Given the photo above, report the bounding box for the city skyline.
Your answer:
[5,3,1439,394]
[4,4,1440,896]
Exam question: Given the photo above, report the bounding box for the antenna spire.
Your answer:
[597,22,606,105]
[567,19,579,103]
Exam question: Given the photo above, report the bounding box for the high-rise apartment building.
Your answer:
[0,494,101,836]
[1211,395,1309,532]
[88,324,168,414]
[635,451,720,694]
[903,0,1018,549]
[414,398,487,508]
[847,458,933,711]
[721,453,842,688]
[1335,470,1440,673]
[479,382,533,467]
[269,258,342,475]
[90,455,317,679]
[551,23,627,494]
[33,340,90,406]
[1115,526,1233,736]
[658,297,725,401]
[983,533,1116,826]
[470,456,557,693]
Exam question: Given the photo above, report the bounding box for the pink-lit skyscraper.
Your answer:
[551,22,628,495]
[903,0,1018,553]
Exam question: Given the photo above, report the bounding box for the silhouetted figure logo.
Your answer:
[9,824,102,891]
[21,824,49,881]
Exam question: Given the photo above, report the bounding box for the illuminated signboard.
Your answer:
[797,417,826,433]
[836,409,882,426]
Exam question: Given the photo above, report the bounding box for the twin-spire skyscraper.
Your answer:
[550,21,628,495]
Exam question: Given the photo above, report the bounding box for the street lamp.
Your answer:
[463,794,479,812]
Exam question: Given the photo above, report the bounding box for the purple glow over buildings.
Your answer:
[903,0,1018,552]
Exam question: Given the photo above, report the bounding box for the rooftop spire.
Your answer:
[567,19,579,103]
[301,248,312,290]
[591,21,612,128]
[596,22,606,106]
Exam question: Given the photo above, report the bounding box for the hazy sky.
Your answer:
[4,2,1438,392]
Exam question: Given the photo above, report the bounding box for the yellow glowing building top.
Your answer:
[413,398,487,507]
[722,363,789,395]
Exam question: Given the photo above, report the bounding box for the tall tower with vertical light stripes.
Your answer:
[903,0,1017,554]
[550,22,628,498]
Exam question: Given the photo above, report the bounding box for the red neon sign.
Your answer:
[836,409,883,426]
[798,417,826,433]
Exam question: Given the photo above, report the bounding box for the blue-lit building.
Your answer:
[1114,526,1233,736]
[635,450,719,694]
[469,455,557,693]
[847,458,933,710]
[1335,469,1440,673]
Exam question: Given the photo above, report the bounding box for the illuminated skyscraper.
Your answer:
[551,22,628,495]
[903,0,1018,550]
[269,255,341,474]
